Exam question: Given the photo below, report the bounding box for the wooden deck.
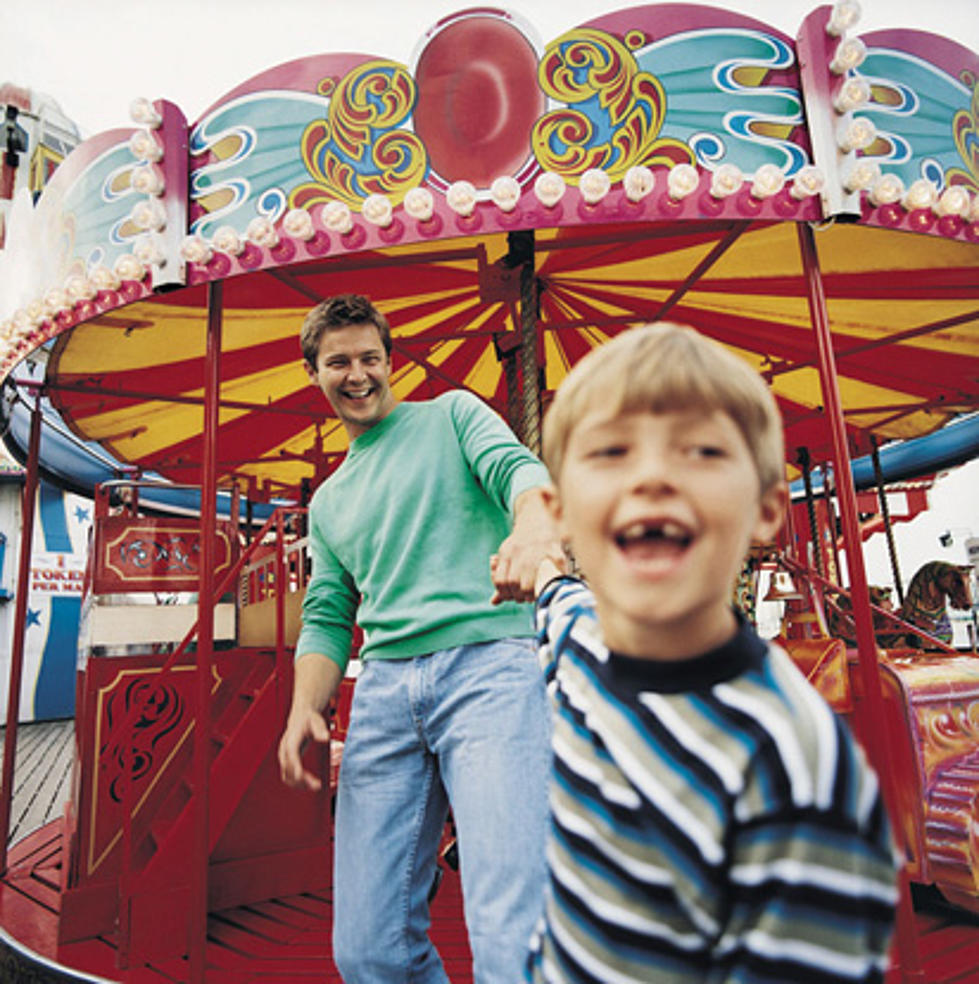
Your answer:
[2,720,979,982]
[1,719,74,845]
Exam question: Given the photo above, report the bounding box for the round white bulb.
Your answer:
[131,198,167,232]
[283,207,316,239]
[65,274,97,302]
[750,163,785,199]
[362,194,394,227]
[534,172,566,208]
[837,116,876,153]
[902,178,938,211]
[842,159,881,192]
[404,187,436,221]
[969,195,979,224]
[129,97,162,128]
[623,166,655,202]
[113,253,146,282]
[132,164,165,196]
[710,163,744,199]
[133,233,165,265]
[490,177,521,213]
[323,200,353,234]
[43,287,69,317]
[246,215,280,246]
[579,168,611,205]
[826,0,862,36]
[180,234,213,264]
[868,173,905,206]
[90,265,120,291]
[446,181,478,217]
[212,226,244,256]
[128,129,163,163]
[834,77,871,114]
[933,186,971,219]
[790,165,825,199]
[829,37,867,74]
[667,163,699,199]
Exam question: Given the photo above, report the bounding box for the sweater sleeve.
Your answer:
[295,511,359,673]
[444,391,550,517]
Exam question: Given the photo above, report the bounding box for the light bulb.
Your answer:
[404,187,435,221]
[829,37,867,74]
[667,163,699,199]
[709,163,744,198]
[534,172,565,208]
[579,168,611,204]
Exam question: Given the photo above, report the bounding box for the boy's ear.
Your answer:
[303,360,318,386]
[751,482,787,545]
[539,483,563,525]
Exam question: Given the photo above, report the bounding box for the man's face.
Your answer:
[550,407,784,659]
[305,321,395,439]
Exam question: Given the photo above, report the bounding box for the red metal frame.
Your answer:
[0,389,42,874]
[797,222,924,981]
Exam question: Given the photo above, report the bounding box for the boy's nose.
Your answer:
[630,452,673,495]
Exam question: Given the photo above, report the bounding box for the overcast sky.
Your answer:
[4,0,979,138]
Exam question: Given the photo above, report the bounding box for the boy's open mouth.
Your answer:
[614,520,693,559]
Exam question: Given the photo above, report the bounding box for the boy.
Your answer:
[525,323,899,983]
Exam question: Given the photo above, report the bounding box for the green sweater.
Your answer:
[296,391,550,672]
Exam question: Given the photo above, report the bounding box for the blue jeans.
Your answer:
[332,637,551,983]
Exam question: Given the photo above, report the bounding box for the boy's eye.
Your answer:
[688,444,726,459]
[587,444,628,459]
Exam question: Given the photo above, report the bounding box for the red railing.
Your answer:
[86,495,307,975]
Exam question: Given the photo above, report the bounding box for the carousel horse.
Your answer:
[828,561,973,650]
[884,560,973,649]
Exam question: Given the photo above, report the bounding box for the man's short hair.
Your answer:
[300,294,392,367]
[542,322,785,493]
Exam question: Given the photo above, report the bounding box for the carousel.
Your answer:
[0,2,978,981]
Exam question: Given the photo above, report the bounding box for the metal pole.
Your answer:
[871,436,904,605]
[189,280,222,982]
[0,390,43,874]
[509,230,541,455]
[797,223,923,981]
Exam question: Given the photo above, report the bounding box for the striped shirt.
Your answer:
[527,577,899,984]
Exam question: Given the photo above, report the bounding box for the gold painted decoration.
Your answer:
[532,28,693,181]
[291,60,428,210]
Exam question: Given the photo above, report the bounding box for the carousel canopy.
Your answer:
[0,3,977,501]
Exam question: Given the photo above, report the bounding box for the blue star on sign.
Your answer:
[74,505,91,523]
[26,608,42,627]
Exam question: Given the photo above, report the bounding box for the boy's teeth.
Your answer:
[618,520,688,543]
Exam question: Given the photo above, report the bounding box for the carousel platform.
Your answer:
[1,721,978,983]
[0,716,472,984]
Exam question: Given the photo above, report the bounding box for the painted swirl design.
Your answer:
[946,73,979,194]
[291,60,427,210]
[532,29,692,181]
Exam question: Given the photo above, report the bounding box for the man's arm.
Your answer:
[490,485,566,605]
[278,652,343,792]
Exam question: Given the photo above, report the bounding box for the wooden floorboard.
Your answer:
[0,719,74,844]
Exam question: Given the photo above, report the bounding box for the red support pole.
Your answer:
[189,280,222,982]
[797,223,923,982]
[0,390,43,874]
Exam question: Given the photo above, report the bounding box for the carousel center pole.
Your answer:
[0,388,42,875]
[796,222,923,982]
[189,280,222,982]
[509,229,541,455]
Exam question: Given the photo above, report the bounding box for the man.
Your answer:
[278,294,561,983]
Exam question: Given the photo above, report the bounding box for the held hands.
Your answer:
[277,707,331,792]
[490,486,566,605]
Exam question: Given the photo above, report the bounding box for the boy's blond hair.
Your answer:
[542,323,785,493]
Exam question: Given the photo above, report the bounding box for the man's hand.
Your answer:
[278,652,342,791]
[490,486,566,604]
[278,707,331,791]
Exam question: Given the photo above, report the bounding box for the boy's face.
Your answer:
[305,321,395,439]
[549,407,784,659]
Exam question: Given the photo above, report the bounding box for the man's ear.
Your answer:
[752,482,787,545]
[303,360,318,387]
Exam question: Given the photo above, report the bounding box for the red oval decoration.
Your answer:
[414,13,544,186]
